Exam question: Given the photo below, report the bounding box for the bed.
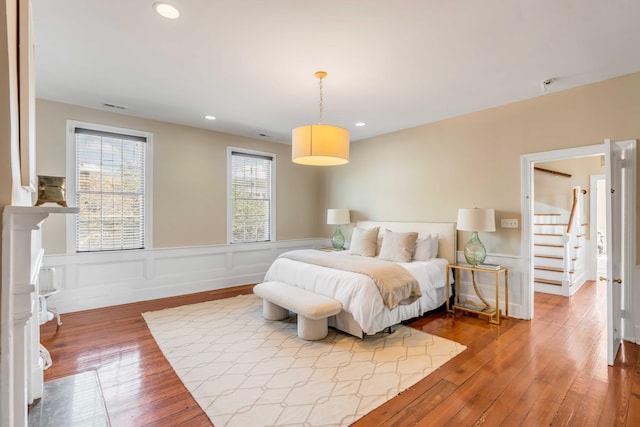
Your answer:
[263,221,456,338]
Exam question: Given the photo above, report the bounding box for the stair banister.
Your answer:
[566,187,579,234]
[562,187,584,294]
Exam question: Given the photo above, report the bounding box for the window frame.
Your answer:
[227,146,277,244]
[65,120,153,253]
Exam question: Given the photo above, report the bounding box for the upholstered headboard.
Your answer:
[356,221,457,265]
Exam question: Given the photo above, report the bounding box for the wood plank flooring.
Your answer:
[39,280,639,426]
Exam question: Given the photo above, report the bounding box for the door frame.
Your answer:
[613,140,636,345]
[520,143,606,319]
[589,173,605,281]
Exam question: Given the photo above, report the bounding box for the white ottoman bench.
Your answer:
[253,281,342,340]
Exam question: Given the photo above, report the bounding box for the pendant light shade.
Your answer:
[292,71,350,166]
[292,124,349,166]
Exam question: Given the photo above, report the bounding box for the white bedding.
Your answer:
[263,251,450,335]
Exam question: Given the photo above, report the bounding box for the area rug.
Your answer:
[143,294,465,427]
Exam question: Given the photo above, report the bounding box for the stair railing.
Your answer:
[562,187,583,292]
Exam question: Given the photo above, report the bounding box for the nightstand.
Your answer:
[446,264,508,325]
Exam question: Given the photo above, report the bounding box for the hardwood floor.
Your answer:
[39,280,639,426]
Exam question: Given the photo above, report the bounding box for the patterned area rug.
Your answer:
[143,294,465,427]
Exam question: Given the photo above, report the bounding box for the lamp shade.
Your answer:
[327,208,350,225]
[292,124,349,166]
[457,208,496,232]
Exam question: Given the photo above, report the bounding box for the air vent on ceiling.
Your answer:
[258,133,271,137]
[102,103,127,110]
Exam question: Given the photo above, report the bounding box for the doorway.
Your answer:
[531,156,603,296]
[521,140,636,366]
[521,143,606,318]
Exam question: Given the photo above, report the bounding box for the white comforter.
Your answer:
[263,252,450,335]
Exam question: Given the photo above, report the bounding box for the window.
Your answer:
[228,148,275,243]
[67,122,152,252]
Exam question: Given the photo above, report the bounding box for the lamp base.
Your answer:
[464,231,487,266]
[331,225,345,250]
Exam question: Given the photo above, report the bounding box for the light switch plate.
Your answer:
[501,218,519,228]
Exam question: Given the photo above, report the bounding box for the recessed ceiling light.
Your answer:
[204,115,216,120]
[153,2,180,19]
[355,122,366,127]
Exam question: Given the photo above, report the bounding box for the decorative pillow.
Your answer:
[430,233,439,258]
[349,227,379,257]
[413,235,432,261]
[378,229,419,262]
[375,235,383,256]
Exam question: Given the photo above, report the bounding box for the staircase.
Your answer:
[533,188,588,296]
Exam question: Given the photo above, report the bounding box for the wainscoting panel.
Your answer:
[154,252,227,276]
[77,260,146,287]
[43,239,327,314]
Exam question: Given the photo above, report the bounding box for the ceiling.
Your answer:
[31,0,640,145]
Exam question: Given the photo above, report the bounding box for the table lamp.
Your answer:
[456,208,496,266]
[327,209,350,250]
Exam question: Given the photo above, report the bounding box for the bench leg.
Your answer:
[298,316,328,341]
[263,300,289,321]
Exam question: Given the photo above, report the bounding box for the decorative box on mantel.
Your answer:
[1,205,78,427]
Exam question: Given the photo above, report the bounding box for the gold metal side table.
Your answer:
[446,264,508,325]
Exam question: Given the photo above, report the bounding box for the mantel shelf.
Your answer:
[4,205,79,215]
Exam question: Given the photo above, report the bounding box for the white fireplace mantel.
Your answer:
[1,205,78,427]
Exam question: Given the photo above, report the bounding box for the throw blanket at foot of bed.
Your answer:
[280,249,421,310]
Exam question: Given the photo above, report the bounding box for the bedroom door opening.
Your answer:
[520,139,636,366]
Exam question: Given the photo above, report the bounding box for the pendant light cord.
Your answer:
[318,75,324,124]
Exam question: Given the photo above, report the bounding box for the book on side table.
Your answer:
[475,263,502,270]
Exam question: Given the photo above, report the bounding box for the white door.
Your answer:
[604,139,630,366]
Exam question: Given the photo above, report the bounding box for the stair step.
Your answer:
[534,265,574,274]
[534,278,562,286]
[534,233,562,236]
[534,223,568,226]
[534,254,576,261]
[534,213,561,216]
[534,243,581,249]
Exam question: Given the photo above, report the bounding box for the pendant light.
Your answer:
[292,71,350,166]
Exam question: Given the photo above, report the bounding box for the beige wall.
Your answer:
[36,99,325,254]
[535,156,604,237]
[34,73,640,260]
[535,156,603,213]
[324,72,640,259]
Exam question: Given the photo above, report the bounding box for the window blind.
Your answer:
[75,127,146,252]
[230,150,273,243]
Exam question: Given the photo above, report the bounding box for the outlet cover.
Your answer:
[501,218,519,228]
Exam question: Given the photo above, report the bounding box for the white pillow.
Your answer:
[413,235,432,261]
[378,229,418,262]
[349,227,379,257]
[430,233,439,258]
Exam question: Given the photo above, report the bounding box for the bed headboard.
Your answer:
[356,221,457,265]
